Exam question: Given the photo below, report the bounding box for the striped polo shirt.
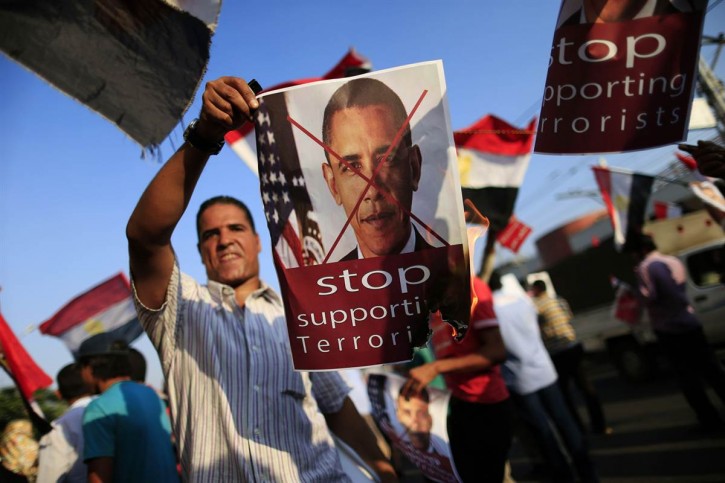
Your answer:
[133,262,351,482]
[533,294,577,354]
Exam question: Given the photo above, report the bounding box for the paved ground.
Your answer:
[401,349,725,482]
[510,354,725,482]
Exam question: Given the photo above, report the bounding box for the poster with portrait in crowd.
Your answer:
[535,0,708,154]
[254,61,470,370]
[368,372,460,483]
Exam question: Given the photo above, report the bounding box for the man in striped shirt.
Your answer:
[531,281,610,435]
[127,76,397,482]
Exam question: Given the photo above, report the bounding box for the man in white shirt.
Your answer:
[37,363,94,483]
[491,271,598,483]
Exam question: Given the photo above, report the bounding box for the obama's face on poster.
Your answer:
[322,102,422,259]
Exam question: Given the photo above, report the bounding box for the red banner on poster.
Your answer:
[256,62,470,370]
[535,1,707,154]
[280,246,465,370]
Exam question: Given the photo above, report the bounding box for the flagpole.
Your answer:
[593,165,689,187]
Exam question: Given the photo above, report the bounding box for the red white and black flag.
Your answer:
[592,166,655,250]
[455,115,536,232]
[0,311,53,434]
[0,0,220,149]
[39,273,143,357]
[0,312,52,401]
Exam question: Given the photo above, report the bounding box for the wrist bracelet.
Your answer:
[183,119,225,155]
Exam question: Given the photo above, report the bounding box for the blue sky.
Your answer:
[1,1,724,390]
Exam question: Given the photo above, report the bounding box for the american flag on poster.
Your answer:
[256,96,325,268]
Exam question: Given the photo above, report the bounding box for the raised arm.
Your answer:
[126,77,259,309]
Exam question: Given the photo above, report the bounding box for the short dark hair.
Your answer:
[623,233,657,254]
[322,78,412,164]
[56,364,92,401]
[79,340,131,381]
[196,196,256,240]
[398,385,430,403]
[128,348,147,383]
[488,270,503,291]
[532,280,547,292]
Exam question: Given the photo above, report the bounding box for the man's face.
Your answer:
[322,104,421,258]
[197,203,261,287]
[396,395,433,450]
[585,0,649,22]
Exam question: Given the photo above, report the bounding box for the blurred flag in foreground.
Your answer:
[455,115,536,232]
[225,48,372,174]
[0,312,52,400]
[39,273,143,357]
[0,0,221,149]
[496,216,532,254]
[592,166,654,250]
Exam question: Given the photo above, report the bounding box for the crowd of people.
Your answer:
[2,74,724,483]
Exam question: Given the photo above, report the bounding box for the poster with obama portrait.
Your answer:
[535,0,708,154]
[253,61,470,370]
[367,372,460,483]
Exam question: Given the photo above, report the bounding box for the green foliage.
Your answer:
[0,386,67,432]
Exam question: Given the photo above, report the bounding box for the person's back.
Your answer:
[532,290,577,354]
[493,283,557,395]
[637,250,700,333]
[38,363,94,483]
[627,233,725,429]
[83,381,178,482]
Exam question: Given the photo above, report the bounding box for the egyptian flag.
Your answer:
[455,115,536,232]
[592,166,655,250]
[226,48,372,174]
[39,273,143,357]
[0,0,221,149]
[0,312,52,400]
[1,312,53,434]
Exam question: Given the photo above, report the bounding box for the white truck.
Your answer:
[531,210,725,381]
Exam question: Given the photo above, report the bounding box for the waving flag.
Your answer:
[0,312,52,400]
[226,48,372,174]
[496,216,532,254]
[39,273,143,357]
[455,115,536,232]
[592,166,654,250]
[0,0,221,149]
